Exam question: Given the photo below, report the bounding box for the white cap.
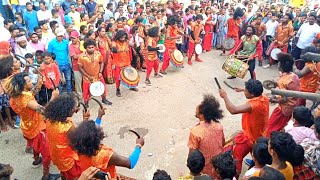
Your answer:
[55,27,65,36]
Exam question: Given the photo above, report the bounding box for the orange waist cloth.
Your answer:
[46,118,79,172]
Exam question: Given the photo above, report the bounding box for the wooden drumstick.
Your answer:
[214,77,221,89]
[129,129,141,139]
[90,97,104,109]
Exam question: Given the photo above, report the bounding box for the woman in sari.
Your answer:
[216,8,229,49]
[203,7,215,52]
[96,27,114,84]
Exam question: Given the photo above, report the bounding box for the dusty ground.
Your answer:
[0,49,280,180]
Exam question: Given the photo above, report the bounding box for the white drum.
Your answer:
[89,81,105,96]
[195,44,202,55]
[157,44,166,53]
[271,48,281,60]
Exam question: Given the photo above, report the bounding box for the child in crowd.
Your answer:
[289,144,318,180]
[286,106,317,144]
[25,53,39,86]
[39,52,60,105]
[153,169,172,180]
[254,166,285,180]
[0,163,14,179]
[158,28,165,62]
[211,152,236,180]
[35,50,44,64]
[243,143,272,179]
[178,149,211,179]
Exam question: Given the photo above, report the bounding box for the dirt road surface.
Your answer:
[0,50,279,179]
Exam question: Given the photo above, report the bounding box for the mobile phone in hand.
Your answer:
[93,171,108,180]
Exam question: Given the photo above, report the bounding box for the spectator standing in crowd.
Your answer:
[48,27,72,92]
[69,31,83,97]
[23,2,38,32]
[37,1,52,21]
[85,0,97,14]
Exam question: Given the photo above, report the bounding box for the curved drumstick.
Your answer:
[49,77,57,90]
[223,81,235,90]
[15,54,27,65]
[214,77,221,89]
[90,97,103,109]
[25,64,44,77]
[79,102,87,112]
[129,129,141,139]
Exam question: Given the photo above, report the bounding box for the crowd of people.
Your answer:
[0,0,320,179]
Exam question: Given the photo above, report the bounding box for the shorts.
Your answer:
[0,93,10,110]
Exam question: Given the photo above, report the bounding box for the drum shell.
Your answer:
[120,67,140,88]
[222,56,249,79]
[170,50,184,67]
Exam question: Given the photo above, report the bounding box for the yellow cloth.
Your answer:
[290,0,305,7]
[252,162,294,180]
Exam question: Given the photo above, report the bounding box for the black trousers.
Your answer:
[248,59,256,79]
[132,46,145,68]
[38,85,53,106]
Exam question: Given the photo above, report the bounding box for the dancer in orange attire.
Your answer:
[5,72,59,180]
[68,120,145,179]
[219,79,269,176]
[266,53,300,137]
[78,39,112,106]
[111,30,137,97]
[160,15,184,75]
[45,94,81,180]
[145,26,163,85]
[188,14,204,65]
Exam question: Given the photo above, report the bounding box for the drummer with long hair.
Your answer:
[188,14,204,66]
[111,30,137,97]
[145,27,163,85]
[78,39,112,107]
[229,25,261,80]
[160,15,184,75]
[221,7,244,56]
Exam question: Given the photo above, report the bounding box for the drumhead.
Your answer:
[173,50,183,63]
[89,81,105,96]
[224,38,235,51]
[123,67,139,82]
[271,48,281,60]
[157,44,166,53]
[195,44,202,55]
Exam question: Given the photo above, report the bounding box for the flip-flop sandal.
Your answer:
[9,123,18,129]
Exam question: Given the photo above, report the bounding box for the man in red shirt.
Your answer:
[222,7,244,55]
[69,31,83,97]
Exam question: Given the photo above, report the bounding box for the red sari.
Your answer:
[203,14,214,51]
[97,36,114,84]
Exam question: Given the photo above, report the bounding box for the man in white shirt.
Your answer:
[37,1,52,21]
[292,14,320,61]
[15,35,35,57]
[0,19,12,41]
[265,13,278,38]
[103,3,114,21]
[68,4,81,29]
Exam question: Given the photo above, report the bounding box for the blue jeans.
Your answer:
[11,4,20,15]
[59,64,72,92]
[20,5,27,13]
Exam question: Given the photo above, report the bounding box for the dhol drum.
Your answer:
[224,38,236,51]
[271,48,281,60]
[120,66,140,88]
[195,44,202,54]
[170,50,184,67]
[222,56,249,79]
[89,81,105,96]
